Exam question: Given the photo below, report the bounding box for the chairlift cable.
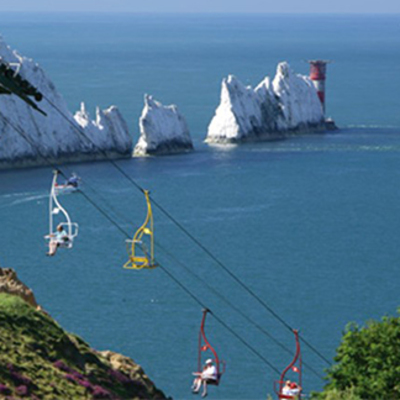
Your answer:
[0,112,64,176]
[0,111,284,376]
[0,112,128,238]
[43,94,332,367]
[32,96,332,366]
[42,95,144,192]
[153,240,325,380]
[155,260,281,375]
[3,118,321,381]
[36,159,324,379]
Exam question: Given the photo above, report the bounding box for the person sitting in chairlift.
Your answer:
[66,175,79,188]
[192,358,218,398]
[282,380,301,399]
[282,380,292,396]
[288,382,301,398]
[47,224,68,256]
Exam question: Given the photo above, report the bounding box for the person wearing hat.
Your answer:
[288,382,301,397]
[280,380,302,399]
[47,224,69,256]
[192,358,218,397]
[281,381,301,399]
[281,380,292,396]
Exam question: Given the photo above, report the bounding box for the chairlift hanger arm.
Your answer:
[46,170,78,246]
[198,309,222,376]
[51,171,72,227]
[132,190,153,243]
[124,189,157,269]
[36,83,329,368]
[279,330,301,383]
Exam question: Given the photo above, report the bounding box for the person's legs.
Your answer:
[47,240,58,256]
[192,377,201,393]
[201,381,208,397]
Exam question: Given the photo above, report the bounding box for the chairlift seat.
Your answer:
[274,381,299,399]
[129,256,149,264]
[125,256,158,269]
[45,223,78,250]
[204,377,220,386]
[125,239,143,244]
[57,236,73,249]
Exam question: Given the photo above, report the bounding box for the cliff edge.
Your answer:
[0,37,132,170]
[0,268,169,400]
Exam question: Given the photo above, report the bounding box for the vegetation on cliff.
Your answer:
[0,291,168,399]
[313,311,400,400]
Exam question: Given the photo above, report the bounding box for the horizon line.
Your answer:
[0,11,399,15]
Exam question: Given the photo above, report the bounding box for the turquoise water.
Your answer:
[1,13,400,399]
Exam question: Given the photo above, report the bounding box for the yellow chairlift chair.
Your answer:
[124,190,157,270]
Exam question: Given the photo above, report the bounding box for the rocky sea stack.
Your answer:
[0,268,169,400]
[206,62,333,144]
[134,95,193,156]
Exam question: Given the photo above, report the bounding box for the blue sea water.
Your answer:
[0,13,400,399]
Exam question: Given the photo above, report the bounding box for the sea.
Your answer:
[0,13,400,399]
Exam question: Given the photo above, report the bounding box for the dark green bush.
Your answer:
[314,311,400,400]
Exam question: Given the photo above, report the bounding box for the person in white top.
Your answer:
[47,224,68,256]
[281,380,292,396]
[281,381,301,399]
[288,382,301,398]
[192,359,218,397]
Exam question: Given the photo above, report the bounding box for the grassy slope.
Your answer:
[0,293,167,399]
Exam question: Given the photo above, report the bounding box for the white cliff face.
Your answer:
[0,37,132,168]
[134,95,193,156]
[272,62,323,129]
[206,62,325,143]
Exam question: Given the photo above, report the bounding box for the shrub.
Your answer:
[314,311,400,399]
[107,369,131,384]
[77,379,93,392]
[0,384,11,395]
[53,360,73,373]
[15,385,29,396]
[7,364,32,387]
[64,373,77,383]
[92,385,113,399]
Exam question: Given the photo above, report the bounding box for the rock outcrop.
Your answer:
[99,351,166,397]
[0,37,132,169]
[206,62,329,144]
[0,268,169,399]
[134,95,193,156]
[0,267,38,308]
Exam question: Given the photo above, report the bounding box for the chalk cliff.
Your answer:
[134,95,193,156]
[206,62,328,144]
[0,37,132,169]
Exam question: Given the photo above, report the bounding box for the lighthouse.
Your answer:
[308,60,330,114]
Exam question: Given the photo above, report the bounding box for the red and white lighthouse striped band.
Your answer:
[309,62,327,81]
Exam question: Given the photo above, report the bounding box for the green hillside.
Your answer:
[0,293,168,399]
